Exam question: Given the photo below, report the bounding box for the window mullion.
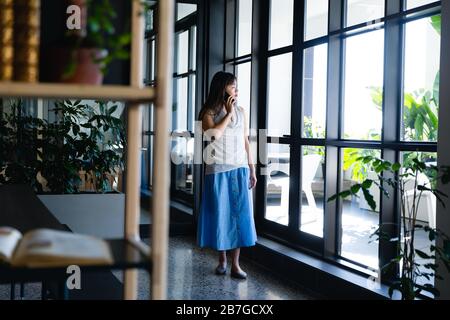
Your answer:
[324,0,343,258]
[288,0,305,232]
[380,0,403,283]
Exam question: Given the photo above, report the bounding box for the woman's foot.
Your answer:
[216,251,227,275]
[215,263,227,275]
[230,266,247,279]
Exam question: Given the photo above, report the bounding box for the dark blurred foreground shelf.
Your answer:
[0,239,151,284]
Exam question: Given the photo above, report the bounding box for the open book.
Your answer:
[0,227,113,268]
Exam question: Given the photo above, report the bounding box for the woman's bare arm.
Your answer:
[243,109,254,171]
[202,111,233,141]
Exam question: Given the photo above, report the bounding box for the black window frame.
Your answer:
[231,0,442,283]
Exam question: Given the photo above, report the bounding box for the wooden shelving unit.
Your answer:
[0,82,155,102]
[0,0,174,300]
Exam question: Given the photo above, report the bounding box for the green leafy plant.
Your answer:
[369,15,441,143]
[303,116,325,158]
[0,100,46,191]
[0,99,126,194]
[343,148,379,183]
[65,0,132,76]
[329,155,450,299]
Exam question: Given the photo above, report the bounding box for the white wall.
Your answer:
[436,0,450,300]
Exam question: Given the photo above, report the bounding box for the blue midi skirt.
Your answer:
[197,167,257,251]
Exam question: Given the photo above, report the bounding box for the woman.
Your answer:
[197,71,257,280]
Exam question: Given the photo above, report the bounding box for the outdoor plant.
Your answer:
[369,15,441,143]
[303,116,325,158]
[328,155,450,299]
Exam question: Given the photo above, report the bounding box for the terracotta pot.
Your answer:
[40,47,105,85]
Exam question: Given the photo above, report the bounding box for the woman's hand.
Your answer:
[249,171,257,189]
[225,95,235,115]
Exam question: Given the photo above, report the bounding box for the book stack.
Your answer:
[13,0,41,82]
[0,0,14,81]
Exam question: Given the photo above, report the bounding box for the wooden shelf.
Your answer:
[0,239,151,284]
[0,82,155,102]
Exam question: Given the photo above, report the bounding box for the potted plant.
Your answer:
[40,0,131,84]
[0,98,127,238]
[328,155,450,299]
[0,99,46,190]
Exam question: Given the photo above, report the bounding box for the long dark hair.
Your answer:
[198,71,236,121]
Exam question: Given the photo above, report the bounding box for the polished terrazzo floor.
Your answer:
[131,235,315,300]
[0,235,314,300]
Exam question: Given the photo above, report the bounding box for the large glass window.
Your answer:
[236,62,252,127]
[237,0,253,56]
[340,148,381,270]
[403,15,440,142]
[304,0,329,41]
[267,53,292,137]
[177,31,189,74]
[406,0,438,10]
[229,1,253,131]
[346,0,384,27]
[142,3,157,190]
[302,44,327,139]
[266,144,291,226]
[173,21,197,197]
[269,0,294,50]
[177,3,197,21]
[174,77,188,131]
[300,146,325,237]
[220,0,441,281]
[143,2,197,201]
[400,151,438,287]
[343,30,384,141]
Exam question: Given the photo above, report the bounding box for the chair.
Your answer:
[403,172,436,228]
[267,154,322,214]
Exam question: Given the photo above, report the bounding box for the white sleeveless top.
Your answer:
[204,106,248,175]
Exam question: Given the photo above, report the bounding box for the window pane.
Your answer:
[189,75,196,132]
[269,0,293,50]
[236,62,251,129]
[300,146,325,238]
[142,107,150,189]
[406,0,438,10]
[341,148,381,270]
[346,0,384,27]
[149,135,154,187]
[265,144,290,226]
[192,26,197,70]
[145,8,154,32]
[177,31,189,74]
[304,0,328,41]
[173,77,188,131]
[143,41,149,81]
[403,16,440,142]
[343,30,384,140]
[268,53,292,137]
[150,104,154,131]
[177,3,197,21]
[151,40,156,81]
[303,44,327,138]
[400,152,437,287]
[237,0,253,56]
[172,136,194,194]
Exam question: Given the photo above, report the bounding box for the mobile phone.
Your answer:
[223,92,231,103]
